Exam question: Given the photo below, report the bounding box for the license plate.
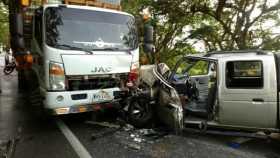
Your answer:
[92,90,113,103]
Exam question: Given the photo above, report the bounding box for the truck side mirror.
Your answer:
[143,25,155,54]
[144,25,153,43]
[14,37,25,50]
[15,14,23,37]
[143,44,154,54]
[15,14,25,50]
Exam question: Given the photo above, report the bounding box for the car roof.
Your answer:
[186,50,275,61]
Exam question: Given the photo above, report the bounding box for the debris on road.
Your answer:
[124,142,141,150]
[122,124,134,131]
[85,121,121,129]
[184,128,269,139]
[0,138,19,158]
[0,127,22,158]
[227,137,252,149]
[0,140,8,158]
[91,128,121,140]
[86,121,123,140]
[114,127,169,151]
[269,133,280,141]
[86,115,169,151]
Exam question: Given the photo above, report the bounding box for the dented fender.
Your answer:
[139,63,184,133]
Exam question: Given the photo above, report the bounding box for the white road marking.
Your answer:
[56,119,92,158]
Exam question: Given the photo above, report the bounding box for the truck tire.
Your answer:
[26,70,43,107]
[26,72,49,120]
[18,70,27,91]
[128,96,153,128]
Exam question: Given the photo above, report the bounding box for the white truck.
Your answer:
[10,0,140,115]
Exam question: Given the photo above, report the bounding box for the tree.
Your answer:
[188,0,280,51]
[123,0,280,66]
[0,2,9,48]
[122,0,198,66]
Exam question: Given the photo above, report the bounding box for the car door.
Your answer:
[219,57,278,128]
[187,60,215,106]
[170,56,218,112]
[153,65,184,133]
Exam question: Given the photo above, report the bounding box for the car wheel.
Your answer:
[128,96,153,128]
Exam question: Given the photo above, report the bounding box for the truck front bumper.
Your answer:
[43,88,126,115]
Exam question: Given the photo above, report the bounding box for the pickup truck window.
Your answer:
[188,60,209,76]
[226,61,263,88]
[176,60,209,76]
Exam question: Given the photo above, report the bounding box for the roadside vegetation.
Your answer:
[0,1,280,65]
[0,2,8,49]
[122,0,280,66]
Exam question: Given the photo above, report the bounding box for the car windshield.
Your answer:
[44,7,138,51]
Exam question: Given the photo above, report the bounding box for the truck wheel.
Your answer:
[128,96,153,128]
[26,71,43,107]
[29,88,43,107]
[18,70,27,91]
[25,72,48,119]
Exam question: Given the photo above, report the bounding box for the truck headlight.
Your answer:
[49,62,66,91]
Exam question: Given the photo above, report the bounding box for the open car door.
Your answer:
[153,65,184,133]
[169,56,218,119]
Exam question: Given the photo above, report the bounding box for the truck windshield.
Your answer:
[44,7,138,51]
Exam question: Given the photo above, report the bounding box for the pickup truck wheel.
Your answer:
[128,96,153,128]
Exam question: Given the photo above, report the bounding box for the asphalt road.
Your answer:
[0,54,280,158]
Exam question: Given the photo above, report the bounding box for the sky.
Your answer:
[252,0,280,34]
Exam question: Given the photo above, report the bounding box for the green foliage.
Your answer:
[123,0,198,66]
[175,59,209,76]
[188,60,209,76]
[0,2,9,47]
[123,0,280,66]
[2,1,279,65]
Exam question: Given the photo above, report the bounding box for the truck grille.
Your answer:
[67,77,120,91]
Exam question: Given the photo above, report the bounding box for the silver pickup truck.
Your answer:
[135,50,280,133]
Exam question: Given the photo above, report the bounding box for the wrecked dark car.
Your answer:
[126,63,184,133]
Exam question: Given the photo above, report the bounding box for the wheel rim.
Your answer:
[130,100,148,119]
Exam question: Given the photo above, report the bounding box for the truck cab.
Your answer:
[150,51,280,133]
[19,1,139,115]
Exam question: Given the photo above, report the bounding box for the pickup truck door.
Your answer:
[170,56,218,113]
[219,57,278,128]
[153,66,184,133]
[187,59,217,107]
